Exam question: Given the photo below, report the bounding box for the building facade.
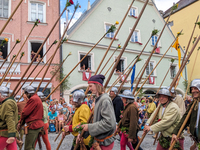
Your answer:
[0,0,60,99]
[62,0,187,102]
[163,0,199,82]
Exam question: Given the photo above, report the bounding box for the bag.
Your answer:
[49,123,56,132]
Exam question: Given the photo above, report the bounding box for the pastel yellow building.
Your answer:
[163,0,200,81]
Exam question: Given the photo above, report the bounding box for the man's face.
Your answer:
[191,87,200,99]
[89,83,97,95]
[69,97,73,104]
[109,91,116,98]
[159,94,169,105]
[52,109,55,114]
[121,97,126,105]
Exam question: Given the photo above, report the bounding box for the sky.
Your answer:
[60,0,179,34]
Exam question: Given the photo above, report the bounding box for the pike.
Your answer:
[0,39,21,70]
[10,6,67,97]
[135,4,179,150]
[35,3,79,93]
[134,32,182,97]
[14,40,58,97]
[0,20,40,86]
[104,0,149,89]
[0,0,23,35]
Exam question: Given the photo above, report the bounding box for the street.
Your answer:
[32,131,192,150]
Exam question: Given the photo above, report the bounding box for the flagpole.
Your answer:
[0,0,23,35]
[104,0,149,89]
[11,7,67,97]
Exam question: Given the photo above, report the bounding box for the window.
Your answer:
[152,35,161,47]
[170,64,177,78]
[0,39,8,59]
[105,24,115,38]
[30,42,43,62]
[80,54,92,72]
[0,0,9,18]
[116,59,125,73]
[146,61,154,76]
[131,30,139,42]
[29,2,45,22]
[129,7,137,17]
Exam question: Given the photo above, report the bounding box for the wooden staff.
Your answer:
[104,0,149,89]
[117,35,152,93]
[17,55,53,102]
[134,33,181,97]
[104,59,116,76]
[35,6,78,93]
[0,20,40,86]
[169,99,198,150]
[11,7,67,96]
[97,0,136,75]
[0,40,20,70]
[42,54,71,93]
[0,0,23,35]
[183,49,200,101]
[169,35,200,91]
[14,40,57,96]
[180,16,199,69]
[5,55,24,86]
[45,32,109,100]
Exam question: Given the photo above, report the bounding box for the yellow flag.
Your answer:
[172,38,183,77]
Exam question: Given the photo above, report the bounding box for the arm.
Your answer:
[88,99,116,137]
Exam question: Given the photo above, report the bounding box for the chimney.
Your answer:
[87,0,91,10]
[159,10,164,16]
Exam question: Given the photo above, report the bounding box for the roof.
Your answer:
[67,0,101,35]
[163,0,198,18]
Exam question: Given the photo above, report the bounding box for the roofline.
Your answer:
[163,0,198,18]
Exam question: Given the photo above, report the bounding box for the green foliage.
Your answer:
[88,137,94,148]
[73,122,87,132]
[151,29,159,36]
[195,22,200,29]
[136,87,144,98]
[107,25,116,33]
[182,80,191,94]
[50,65,70,93]
[170,58,175,63]
[171,3,179,11]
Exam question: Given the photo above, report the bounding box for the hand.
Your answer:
[76,134,81,144]
[171,134,178,144]
[143,125,150,134]
[63,125,69,132]
[132,138,137,144]
[6,137,15,144]
[82,124,88,131]
[62,131,66,139]
[128,138,133,142]
[17,123,21,131]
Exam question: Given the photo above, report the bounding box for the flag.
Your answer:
[131,65,136,91]
[172,38,183,77]
[83,72,91,81]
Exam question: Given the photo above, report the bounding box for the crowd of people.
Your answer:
[0,74,199,150]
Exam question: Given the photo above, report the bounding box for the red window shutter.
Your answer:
[83,72,91,81]
[155,47,160,54]
[149,76,155,84]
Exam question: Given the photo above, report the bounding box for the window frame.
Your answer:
[170,63,178,79]
[0,0,11,19]
[151,34,161,47]
[0,37,10,61]
[129,28,141,44]
[28,0,46,23]
[78,51,94,72]
[104,22,117,39]
[28,40,46,63]
[145,60,156,77]
[128,5,138,18]
[114,56,127,73]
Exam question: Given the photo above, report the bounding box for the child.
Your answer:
[57,110,65,132]
[48,101,54,112]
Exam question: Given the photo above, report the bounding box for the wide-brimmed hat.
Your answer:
[119,90,134,99]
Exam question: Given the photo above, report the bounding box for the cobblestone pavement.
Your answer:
[19,131,192,150]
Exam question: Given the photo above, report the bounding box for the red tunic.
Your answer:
[19,94,44,129]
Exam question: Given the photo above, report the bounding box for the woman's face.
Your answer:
[89,83,97,95]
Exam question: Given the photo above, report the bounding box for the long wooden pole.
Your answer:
[42,54,70,93]
[14,40,57,96]
[0,0,23,35]
[104,59,116,76]
[169,99,198,150]
[134,34,180,96]
[11,7,67,96]
[132,13,172,97]
[117,36,152,93]
[104,0,149,89]
[0,41,20,70]
[169,35,200,91]
[0,24,35,85]
[183,49,199,101]
[97,0,136,75]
